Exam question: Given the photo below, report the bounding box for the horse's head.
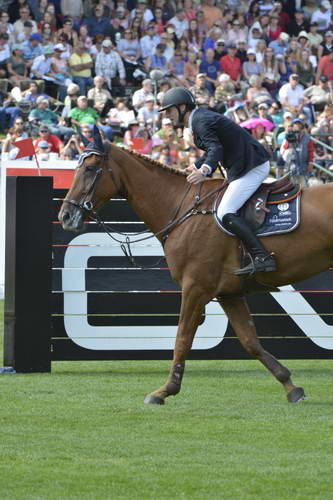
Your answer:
[58,126,120,232]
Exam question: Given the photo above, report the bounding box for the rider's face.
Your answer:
[164,107,179,126]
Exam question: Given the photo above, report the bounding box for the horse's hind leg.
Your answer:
[218,295,305,403]
[144,284,206,405]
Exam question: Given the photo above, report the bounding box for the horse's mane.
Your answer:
[112,143,187,177]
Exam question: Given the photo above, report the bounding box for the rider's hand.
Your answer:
[185,165,209,184]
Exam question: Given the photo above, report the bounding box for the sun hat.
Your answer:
[54,43,66,51]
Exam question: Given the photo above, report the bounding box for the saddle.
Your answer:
[241,174,300,230]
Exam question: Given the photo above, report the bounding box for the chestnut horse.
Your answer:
[59,139,333,405]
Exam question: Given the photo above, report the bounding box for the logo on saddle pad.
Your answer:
[277,203,289,212]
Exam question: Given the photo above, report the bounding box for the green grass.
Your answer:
[0,300,332,499]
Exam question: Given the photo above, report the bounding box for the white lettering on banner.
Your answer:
[63,233,333,351]
[63,233,228,350]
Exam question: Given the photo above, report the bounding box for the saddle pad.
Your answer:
[214,193,301,237]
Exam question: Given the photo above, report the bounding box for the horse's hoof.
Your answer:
[144,394,165,405]
[287,387,306,403]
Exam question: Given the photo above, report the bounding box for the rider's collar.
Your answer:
[188,108,198,132]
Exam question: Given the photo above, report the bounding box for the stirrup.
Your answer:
[234,254,276,277]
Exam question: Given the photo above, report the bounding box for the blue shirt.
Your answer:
[85,16,110,37]
[199,59,220,80]
[268,40,288,57]
[21,40,44,61]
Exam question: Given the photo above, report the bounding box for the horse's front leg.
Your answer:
[144,285,206,405]
[218,295,305,403]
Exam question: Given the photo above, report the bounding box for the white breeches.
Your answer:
[217,161,270,220]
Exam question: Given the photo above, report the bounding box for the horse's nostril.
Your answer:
[62,211,70,222]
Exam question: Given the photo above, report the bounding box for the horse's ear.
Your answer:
[92,125,104,152]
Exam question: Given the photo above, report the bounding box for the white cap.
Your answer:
[321,0,331,9]
[219,73,230,82]
[102,39,112,47]
[298,30,309,39]
[162,117,172,125]
[283,111,293,119]
[279,32,289,40]
[247,49,256,55]
[54,43,66,51]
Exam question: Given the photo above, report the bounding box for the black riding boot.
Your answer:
[222,213,276,277]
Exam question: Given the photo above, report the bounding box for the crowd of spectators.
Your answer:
[1,0,333,184]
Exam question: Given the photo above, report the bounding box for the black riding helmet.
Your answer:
[159,87,196,112]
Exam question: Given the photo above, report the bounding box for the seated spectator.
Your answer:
[296,49,315,89]
[268,15,282,41]
[0,92,21,131]
[35,140,51,161]
[19,81,50,105]
[0,33,10,76]
[226,18,247,45]
[214,73,236,107]
[167,49,188,87]
[117,28,141,63]
[68,95,113,141]
[34,125,63,154]
[87,75,112,116]
[21,33,44,69]
[28,96,73,141]
[199,48,220,92]
[184,50,199,87]
[220,42,242,87]
[311,2,331,33]
[307,23,323,55]
[30,47,66,99]
[107,97,135,131]
[134,125,153,154]
[153,116,177,144]
[278,73,305,115]
[304,75,333,111]
[56,17,78,47]
[145,43,168,76]
[69,43,94,95]
[60,133,85,159]
[261,47,280,94]
[269,31,290,57]
[90,34,105,60]
[203,26,223,52]
[140,22,160,60]
[286,8,309,38]
[246,75,272,108]
[137,96,159,125]
[268,101,284,127]
[132,78,154,111]
[316,49,333,84]
[7,45,29,86]
[242,49,263,83]
[156,80,171,105]
[189,73,211,106]
[184,18,203,53]
[16,20,34,44]
[2,120,30,160]
[95,39,126,92]
[169,9,189,39]
[85,3,110,38]
[13,6,38,41]
[123,119,140,149]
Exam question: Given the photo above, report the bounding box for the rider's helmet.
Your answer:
[159,88,196,112]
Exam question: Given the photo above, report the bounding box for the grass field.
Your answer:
[0,300,332,499]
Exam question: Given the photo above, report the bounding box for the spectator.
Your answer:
[85,3,110,38]
[0,94,21,131]
[268,15,282,41]
[242,48,263,82]
[199,48,220,92]
[13,5,37,41]
[35,140,51,161]
[311,1,332,33]
[0,33,10,77]
[220,42,242,87]
[304,75,333,111]
[137,95,159,125]
[308,23,323,55]
[117,28,141,63]
[145,42,168,75]
[286,9,309,38]
[68,95,113,140]
[246,74,272,108]
[280,118,314,187]
[261,47,280,94]
[132,78,154,111]
[28,96,73,140]
[129,0,154,27]
[168,49,188,87]
[56,17,78,47]
[16,20,34,44]
[184,18,203,53]
[6,45,29,85]
[169,9,188,39]
[316,50,333,83]
[87,75,112,116]
[20,81,49,104]
[69,42,94,95]
[296,49,314,89]
[107,97,135,130]
[21,33,44,68]
[269,31,289,57]
[95,39,126,92]
[226,18,248,45]
[140,22,160,60]
[34,124,63,153]
[123,119,140,149]
[2,119,30,159]
[104,11,125,45]
[189,73,211,106]
[278,73,305,115]
[318,31,333,59]
[201,0,223,30]
[214,73,236,107]
[184,50,199,87]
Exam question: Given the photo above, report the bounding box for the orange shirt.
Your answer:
[220,55,241,82]
[318,55,333,81]
[201,5,223,29]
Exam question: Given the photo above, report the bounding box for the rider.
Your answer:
[159,87,276,277]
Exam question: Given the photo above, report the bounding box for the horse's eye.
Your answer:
[85,165,95,172]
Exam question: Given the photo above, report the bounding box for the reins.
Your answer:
[64,152,228,269]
